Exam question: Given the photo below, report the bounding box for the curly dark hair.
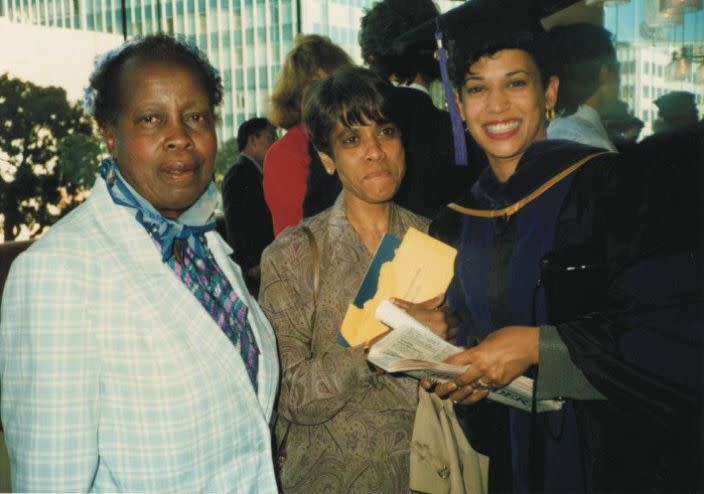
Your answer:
[359,0,439,84]
[87,34,223,127]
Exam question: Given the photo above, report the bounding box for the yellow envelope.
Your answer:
[339,227,457,347]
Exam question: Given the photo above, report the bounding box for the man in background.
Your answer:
[547,23,620,151]
[222,117,277,295]
[653,91,699,134]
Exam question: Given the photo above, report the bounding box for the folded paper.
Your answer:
[338,227,457,347]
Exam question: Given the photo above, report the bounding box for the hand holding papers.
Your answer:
[370,300,564,413]
[338,227,457,347]
[369,300,464,379]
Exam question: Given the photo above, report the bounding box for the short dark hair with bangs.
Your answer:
[303,66,401,157]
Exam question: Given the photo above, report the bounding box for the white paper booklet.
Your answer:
[371,300,564,413]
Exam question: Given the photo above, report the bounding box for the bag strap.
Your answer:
[301,225,320,304]
[276,224,320,479]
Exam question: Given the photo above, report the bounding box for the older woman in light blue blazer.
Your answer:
[0,35,279,492]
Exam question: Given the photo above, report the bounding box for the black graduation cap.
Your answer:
[396,0,580,51]
[396,0,585,82]
[394,0,581,167]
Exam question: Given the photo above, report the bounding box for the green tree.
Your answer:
[57,133,103,192]
[0,73,99,241]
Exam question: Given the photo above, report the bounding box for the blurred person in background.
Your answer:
[264,34,352,236]
[601,99,644,152]
[628,91,702,228]
[0,35,279,492]
[547,22,620,151]
[222,117,278,295]
[652,90,699,134]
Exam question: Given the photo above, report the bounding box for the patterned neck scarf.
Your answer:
[98,158,218,262]
[99,157,260,390]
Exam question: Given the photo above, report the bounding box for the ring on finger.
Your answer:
[477,378,495,390]
[460,383,475,393]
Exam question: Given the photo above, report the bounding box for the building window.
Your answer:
[247,67,256,90]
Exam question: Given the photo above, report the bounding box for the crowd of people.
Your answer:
[0,0,702,492]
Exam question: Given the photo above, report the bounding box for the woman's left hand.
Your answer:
[391,295,458,342]
[424,325,540,405]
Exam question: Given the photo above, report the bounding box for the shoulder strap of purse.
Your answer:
[300,225,320,305]
[276,225,319,474]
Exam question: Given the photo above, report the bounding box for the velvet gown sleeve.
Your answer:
[551,131,704,491]
[556,127,703,418]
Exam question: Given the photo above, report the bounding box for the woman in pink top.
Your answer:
[264,34,352,236]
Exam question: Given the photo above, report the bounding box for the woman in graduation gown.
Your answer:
[411,0,703,492]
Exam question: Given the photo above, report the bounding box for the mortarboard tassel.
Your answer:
[435,27,467,166]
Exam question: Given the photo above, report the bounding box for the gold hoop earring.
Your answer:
[546,108,556,121]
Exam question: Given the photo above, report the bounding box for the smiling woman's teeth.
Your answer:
[486,121,519,133]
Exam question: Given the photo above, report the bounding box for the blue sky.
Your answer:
[604,0,704,43]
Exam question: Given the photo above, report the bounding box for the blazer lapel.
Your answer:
[86,180,270,415]
[89,179,165,275]
[206,231,278,416]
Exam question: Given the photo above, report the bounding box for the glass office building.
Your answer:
[0,0,376,141]
[1,0,461,140]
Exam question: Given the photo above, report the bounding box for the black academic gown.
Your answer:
[431,139,703,493]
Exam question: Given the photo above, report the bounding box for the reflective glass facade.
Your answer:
[0,0,385,141]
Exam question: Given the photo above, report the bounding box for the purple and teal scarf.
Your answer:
[100,158,260,390]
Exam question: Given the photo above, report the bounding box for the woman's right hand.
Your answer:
[422,325,539,405]
[390,295,459,342]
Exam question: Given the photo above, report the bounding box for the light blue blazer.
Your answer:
[0,179,279,492]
